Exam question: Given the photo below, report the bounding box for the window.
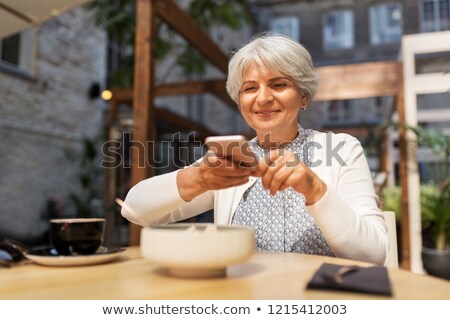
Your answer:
[270,16,300,42]
[0,29,35,74]
[329,100,340,121]
[420,0,450,32]
[328,99,353,122]
[323,10,354,50]
[370,3,403,45]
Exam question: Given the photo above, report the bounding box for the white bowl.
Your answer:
[140,223,255,278]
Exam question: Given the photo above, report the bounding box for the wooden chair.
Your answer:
[383,210,399,269]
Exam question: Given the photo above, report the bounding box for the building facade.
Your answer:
[251,0,449,65]
[249,0,450,173]
[0,7,107,243]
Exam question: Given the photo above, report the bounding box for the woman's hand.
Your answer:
[198,151,253,190]
[177,151,253,201]
[252,149,327,205]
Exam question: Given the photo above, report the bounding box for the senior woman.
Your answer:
[122,34,389,266]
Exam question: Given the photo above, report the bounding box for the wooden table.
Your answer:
[1,247,449,299]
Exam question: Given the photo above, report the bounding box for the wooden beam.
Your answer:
[157,79,236,107]
[314,61,402,101]
[379,133,389,173]
[110,79,236,110]
[205,79,229,92]
[105,100,218,138]
[110,88,133,103]
[114,60,404,111]
[106,98,119,126]
[154,0,228,73]
[156,80,208,96]
[398,88,411,270]
[112,81,213,99]
[155,108,217,138]
[207,79,237,107]
[320,126,373,139]
[130,0,157,246]
[103,126,118,247]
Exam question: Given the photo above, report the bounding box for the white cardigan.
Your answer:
[122,131,389,265]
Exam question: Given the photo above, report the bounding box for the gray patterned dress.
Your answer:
[232,126,335,256]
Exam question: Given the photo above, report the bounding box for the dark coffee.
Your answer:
[50,218,105,255]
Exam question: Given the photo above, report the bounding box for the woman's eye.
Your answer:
[273,83,287,88]
[242,86,257,92]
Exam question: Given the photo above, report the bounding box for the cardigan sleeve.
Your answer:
[121,169,214,226]
[307,134,389,266]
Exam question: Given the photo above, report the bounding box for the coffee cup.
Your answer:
[50,218,105,255]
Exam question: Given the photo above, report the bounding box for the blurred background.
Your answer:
[0,0,449,276]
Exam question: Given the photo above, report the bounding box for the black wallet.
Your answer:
[306,263,393,296]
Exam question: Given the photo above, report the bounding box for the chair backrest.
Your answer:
[383,211,399,269]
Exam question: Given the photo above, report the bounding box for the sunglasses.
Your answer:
[0,239,30,268]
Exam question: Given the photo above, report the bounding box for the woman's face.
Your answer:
[239,62,307,144]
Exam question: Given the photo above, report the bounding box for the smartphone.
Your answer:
[204,135,258,167]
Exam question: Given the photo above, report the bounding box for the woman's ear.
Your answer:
[300,94,309,106]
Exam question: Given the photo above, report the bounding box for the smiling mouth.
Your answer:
[255,110,281,116]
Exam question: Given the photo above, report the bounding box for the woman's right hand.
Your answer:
[177,151,253,201]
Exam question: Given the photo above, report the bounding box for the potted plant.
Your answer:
[420,180,450,279]
[413,126,450,279]
[381,182,450,279]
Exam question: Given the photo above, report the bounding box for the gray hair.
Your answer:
[226,33,319,105]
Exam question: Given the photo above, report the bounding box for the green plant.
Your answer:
[65,137,103,218]
[422,180,450,250]
[89,0,250,86]
[414,126,450,250]
[413,126,450,182]
[382,182,450,250]
[381,185,435,222]
[380,185,401,220]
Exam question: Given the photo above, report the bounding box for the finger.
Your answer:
[285,154,301,168]
[261,149,283,167]
[215,163,253,178]
[258,148,297,174]
[279,181,290,191]
[268,166,293,195]
[203,157,251,176]
[252,149,279,176]
[202,152,225,168]
[278,158,305,191]
[261,156,289,190]
[251,163,264,177]
[282,170,306,194]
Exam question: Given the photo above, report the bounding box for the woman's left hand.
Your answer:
[252,149,327,205]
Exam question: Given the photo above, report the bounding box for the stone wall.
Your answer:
[0,8,107,244]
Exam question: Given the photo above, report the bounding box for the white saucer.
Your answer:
[24,246,125,267]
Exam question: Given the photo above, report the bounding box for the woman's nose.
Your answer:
[256,87,273,105]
